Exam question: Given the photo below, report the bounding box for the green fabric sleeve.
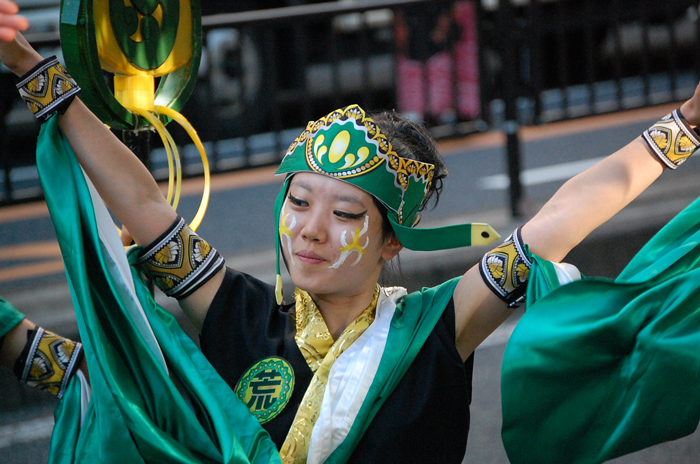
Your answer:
[38,116,280,464]
[502,195,700,464]
[0,299,25,340]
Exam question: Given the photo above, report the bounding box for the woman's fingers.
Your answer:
[0,21,27,43]
[0,0,19,15]
[0,1,28,42]
[0,24,28,43]
[0,14,27,30]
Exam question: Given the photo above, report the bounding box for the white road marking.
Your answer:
[0,416,54,449]
[478,157,605,190]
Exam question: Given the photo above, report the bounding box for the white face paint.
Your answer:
[329,215,370,269]
[279,199,297,265]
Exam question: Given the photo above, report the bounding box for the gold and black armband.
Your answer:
[642,108,700,169]
[13,327,83,399]
[479,227,531,308]
[136,216,225,299]
[16,56,81,122]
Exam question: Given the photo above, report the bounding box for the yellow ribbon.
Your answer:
[124,106,211,233]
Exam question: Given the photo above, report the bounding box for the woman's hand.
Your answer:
[0,0,27,42]
[0,1,43,76]
[680,82,700,126]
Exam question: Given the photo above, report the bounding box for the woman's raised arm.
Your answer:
[453,83,700,359]
[523,82,700,261]
[0,30,177,245]
[0,5,222,330]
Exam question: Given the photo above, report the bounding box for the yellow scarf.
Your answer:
[279,285,380,464]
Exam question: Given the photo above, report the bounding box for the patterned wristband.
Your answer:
[16,56,81,122]
[136,216,225,300]
[479,227,531,308]
[13,327,83,399]
[642,108,700,169]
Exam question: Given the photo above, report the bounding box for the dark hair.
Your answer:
[369,110,448,241]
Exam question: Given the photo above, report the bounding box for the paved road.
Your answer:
[3,102,700,462]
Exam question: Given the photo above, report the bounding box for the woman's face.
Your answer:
[279,172,401,298]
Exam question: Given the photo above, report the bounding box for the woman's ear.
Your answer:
[381,234,403,262]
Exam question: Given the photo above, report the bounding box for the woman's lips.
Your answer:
[296,250,325,264]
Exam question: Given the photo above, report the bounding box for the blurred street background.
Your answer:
[2,0,700,462]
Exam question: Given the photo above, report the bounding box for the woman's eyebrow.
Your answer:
[333,194,366,208]
[293,180,366,208]
[293,181,313,193]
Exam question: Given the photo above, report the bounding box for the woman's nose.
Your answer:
[300,211,327,243]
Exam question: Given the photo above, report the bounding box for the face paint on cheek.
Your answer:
[279,200,298,265]
[328,215,370,269]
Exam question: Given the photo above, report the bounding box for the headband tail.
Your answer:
[389,219,500,251]
[274,179,290,305]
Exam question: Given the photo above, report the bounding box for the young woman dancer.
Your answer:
[1,2,700,462]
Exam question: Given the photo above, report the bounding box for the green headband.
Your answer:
[272,104,499,303]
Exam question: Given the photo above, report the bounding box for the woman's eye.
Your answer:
[335,210,367,220]
[288,194,307,207]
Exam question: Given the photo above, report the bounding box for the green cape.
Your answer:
[502,196,700,463]
[0,299,24,339]
[38,116,280,464]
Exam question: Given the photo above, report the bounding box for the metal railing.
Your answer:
[1,0,699,211]
[478,0,700,215]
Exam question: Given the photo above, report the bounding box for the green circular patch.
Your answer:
[235,357,295,424]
